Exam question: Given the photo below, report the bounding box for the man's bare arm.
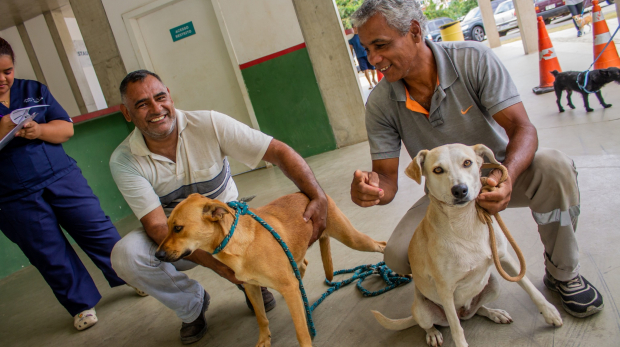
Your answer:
[493,102,538,182]
[478,102,538,214]
[262,139,327,245]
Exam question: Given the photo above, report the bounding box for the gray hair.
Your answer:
[351,0,428,37]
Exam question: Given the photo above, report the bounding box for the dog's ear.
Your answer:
[471,144,500,166]
[405,149,428,184]
[202,200,232,222]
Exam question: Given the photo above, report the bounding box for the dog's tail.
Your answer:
[372,310,418,331]
[550,70,560,77]
[319,235,334,282]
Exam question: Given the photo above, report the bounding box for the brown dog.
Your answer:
[573,13,592,33]
[156,193,386,347]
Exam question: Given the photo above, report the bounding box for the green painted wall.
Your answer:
[63,113,135,223]
[0,112,134,279]
[242,47,337,157]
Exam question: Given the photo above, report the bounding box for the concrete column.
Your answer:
[616,2,620,21]
[479,0,501,48]
[291,0,368,148]
[44,9,91,114]
[69,0,126,107]
[513,0,538,54]
[16,23,47,85]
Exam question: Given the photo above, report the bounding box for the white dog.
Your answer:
[372,144,562,347]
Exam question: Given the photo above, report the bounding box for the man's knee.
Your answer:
[110,230,155,281]
[384,241,411,275]
[533,148,576,179]
[531,148,578,194]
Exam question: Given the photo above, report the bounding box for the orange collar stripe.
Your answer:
[405,88,429,117]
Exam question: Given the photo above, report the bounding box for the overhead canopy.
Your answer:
[0,0,71,31]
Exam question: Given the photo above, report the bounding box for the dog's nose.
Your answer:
[155,250,167,261]
[451,184,469,199]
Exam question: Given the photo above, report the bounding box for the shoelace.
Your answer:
[564,276,583,289]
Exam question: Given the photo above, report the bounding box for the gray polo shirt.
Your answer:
[366,40,521,162]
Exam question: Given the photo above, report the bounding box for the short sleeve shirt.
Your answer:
[0,79,75,203]
[110,109,272,220]
[348,34,367,58]
[365,40,521,162]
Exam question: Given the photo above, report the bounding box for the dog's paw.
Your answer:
[255,337,272,347]
[540,303,563,327]
[376,241,387,253]
[559,109,565,113]
[586,108,594,112]
[425,326,444,347]
[485,308,513,324]
[603,104,612,108]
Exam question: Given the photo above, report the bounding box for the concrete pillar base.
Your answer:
[532,86,555,94]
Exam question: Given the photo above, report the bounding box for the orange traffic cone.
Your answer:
[533,16,562,94]
[377,70,384,81]
[591,0,620,69]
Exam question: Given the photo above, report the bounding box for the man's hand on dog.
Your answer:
[351,170,385,207]
[477,169,512,215]
[187,250,245,284]
[304,195,328,246]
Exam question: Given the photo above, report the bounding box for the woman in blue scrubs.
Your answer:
[0,37,126,331]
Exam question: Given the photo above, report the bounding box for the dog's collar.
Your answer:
[212,201,247,255]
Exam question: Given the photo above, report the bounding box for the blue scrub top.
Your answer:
[348,34,367,58]
[0,79,76,203]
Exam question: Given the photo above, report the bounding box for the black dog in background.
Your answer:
[552,67,620,112]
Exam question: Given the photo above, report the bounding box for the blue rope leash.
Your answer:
[577,24,620,94]
[217,201,412,338]
[310,262,412,311]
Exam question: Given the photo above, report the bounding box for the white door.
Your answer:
[135,0,259,175]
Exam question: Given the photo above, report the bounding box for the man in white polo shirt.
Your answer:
[109,70,328,344]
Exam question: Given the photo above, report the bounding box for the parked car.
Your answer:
[460,0,503,42]
[426,17,454,42]
[494,0,518,36]
[535,0,598,24]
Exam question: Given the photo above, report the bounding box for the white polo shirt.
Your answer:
[110,109,272,220]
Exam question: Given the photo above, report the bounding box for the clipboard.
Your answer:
[0,105,49,151]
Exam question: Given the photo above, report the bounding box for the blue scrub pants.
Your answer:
[0,167,125,316]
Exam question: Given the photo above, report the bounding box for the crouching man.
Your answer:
[109,70,327,344]
[349,0,603,319]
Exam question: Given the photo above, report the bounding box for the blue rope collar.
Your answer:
[211,202,245,255]
[214,200,412,338]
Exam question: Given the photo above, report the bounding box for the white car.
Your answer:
[494,0,518,36]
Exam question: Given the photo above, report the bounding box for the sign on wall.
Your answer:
[170,22,196,42]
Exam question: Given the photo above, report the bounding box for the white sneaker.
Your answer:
[74,308,98,331]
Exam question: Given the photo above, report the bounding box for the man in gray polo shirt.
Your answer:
[349,0,603,318]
